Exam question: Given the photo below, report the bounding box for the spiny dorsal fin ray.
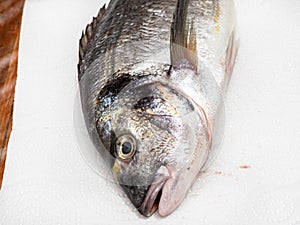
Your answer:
[170,0,198,72]
[78,4,106,78]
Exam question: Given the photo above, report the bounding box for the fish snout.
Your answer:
[120,184,149,209]
[120,166,170,217]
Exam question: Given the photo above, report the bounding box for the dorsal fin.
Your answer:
[170,0,198,72]
[78,5,106,78]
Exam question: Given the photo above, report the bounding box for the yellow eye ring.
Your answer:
[115,134,136,160]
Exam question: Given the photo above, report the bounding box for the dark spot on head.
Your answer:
[97,74,133,114]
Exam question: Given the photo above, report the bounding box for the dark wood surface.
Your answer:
[0,0,25,188]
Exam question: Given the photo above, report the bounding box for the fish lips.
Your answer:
[119,166,170,217]
[138,175,168,217]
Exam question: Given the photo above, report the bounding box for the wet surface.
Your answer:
[0,0,25,188]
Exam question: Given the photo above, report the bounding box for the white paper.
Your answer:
[1,0,300,224]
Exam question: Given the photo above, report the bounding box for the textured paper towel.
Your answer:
[1,0,300,224]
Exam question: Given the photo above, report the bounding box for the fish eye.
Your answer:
[115,134,136,160]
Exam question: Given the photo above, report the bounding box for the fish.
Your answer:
[78,0,238,217]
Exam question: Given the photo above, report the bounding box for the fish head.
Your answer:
[96,78,211,217]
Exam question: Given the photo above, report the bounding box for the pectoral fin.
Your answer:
[170,0,198,72]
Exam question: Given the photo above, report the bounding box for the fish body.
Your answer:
[78,0,238,217]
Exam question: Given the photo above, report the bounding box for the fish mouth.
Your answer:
[138,176,167,217]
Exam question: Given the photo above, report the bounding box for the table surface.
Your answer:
[0,0,25,188]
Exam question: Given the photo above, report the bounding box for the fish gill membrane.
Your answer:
[73,40,226,217]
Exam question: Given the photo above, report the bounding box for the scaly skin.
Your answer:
[78,0,238,217]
